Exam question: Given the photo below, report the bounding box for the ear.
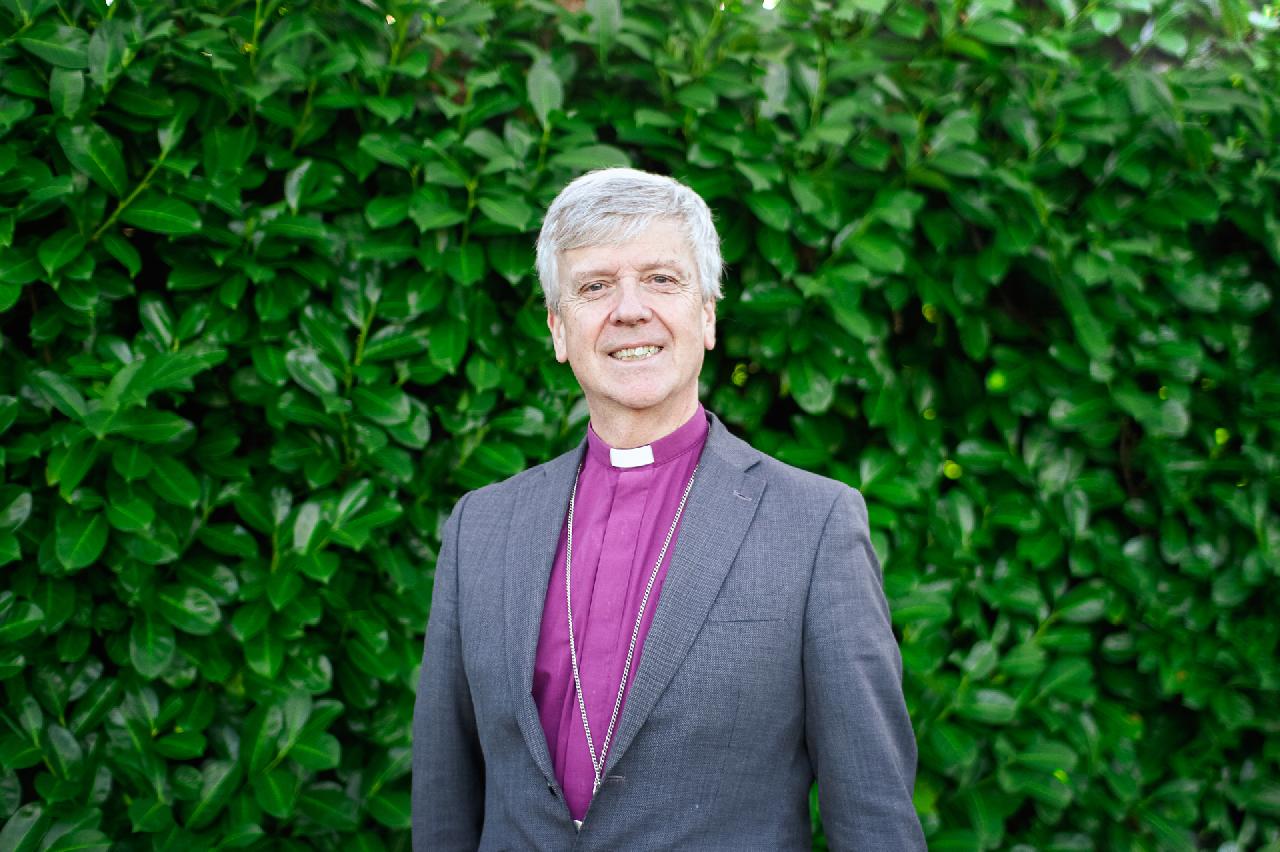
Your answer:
[547,308,568,363]
[702,299,717,351]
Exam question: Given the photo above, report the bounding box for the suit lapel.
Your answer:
[505,441,583,784]
[603,414,764,774]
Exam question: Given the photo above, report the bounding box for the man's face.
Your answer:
[547,218,716,429]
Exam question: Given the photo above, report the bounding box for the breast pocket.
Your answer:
[699,587,801,729]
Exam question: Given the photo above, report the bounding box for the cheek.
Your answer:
[561,314,601,358]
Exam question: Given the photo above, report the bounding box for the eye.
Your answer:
[582,281,607,294]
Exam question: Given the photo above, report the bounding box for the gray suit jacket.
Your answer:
[413,413,925,850]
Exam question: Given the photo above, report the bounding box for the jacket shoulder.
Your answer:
[753,452,849,500]
[710,418,851,507]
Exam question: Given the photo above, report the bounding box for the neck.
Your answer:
[589,398,700,449]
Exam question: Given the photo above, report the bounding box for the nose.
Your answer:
[610,278,652,325]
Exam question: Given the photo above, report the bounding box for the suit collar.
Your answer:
[503,409,764,785]
[701,409,762,473]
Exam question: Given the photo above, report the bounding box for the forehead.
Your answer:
[560,218,695,279]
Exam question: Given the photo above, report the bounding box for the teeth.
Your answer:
[611,346,660,360]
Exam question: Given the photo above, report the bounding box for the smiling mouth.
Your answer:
[609,345,663,361]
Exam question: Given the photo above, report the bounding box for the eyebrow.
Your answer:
[571,259,691,283]
[638,259,691,274]
[571,267,616,283]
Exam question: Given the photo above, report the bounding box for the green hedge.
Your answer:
[2,0,1279,848]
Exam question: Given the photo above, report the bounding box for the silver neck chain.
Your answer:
[565,459,698,797]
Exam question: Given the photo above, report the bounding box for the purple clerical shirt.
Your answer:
[532,405,708,822]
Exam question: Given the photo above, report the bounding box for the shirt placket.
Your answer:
[574,466,650,804]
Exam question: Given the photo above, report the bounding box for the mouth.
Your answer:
[608,345,663,362]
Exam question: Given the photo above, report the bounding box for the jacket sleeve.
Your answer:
[413,493,484,850]
[803,486,926,851]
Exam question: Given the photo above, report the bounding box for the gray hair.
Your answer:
[535,168,723,312]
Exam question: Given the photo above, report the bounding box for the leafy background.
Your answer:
[1,0,1279,848]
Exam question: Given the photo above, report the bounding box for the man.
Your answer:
[413,169,925,850]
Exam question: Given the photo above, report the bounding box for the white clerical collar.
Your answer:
[609,444,654,468]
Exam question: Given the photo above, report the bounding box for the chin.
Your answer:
[603,385,675,412]
[612,394,669,412]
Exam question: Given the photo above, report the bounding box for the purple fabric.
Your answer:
[532,406,708,821]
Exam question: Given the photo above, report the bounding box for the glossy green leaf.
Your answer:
[119,193,202,235]
[154,730,207,759]
[1092,9,1122,34]
[18,24,89,69]
[298,785,359,831]
[38,228,85,277]
[291,501,323,554]
[746,192,791,231]
[31,370,87,420]
[41,724,83,779]
[129,613,176,679]
[928,722,979,772]
[286,347,339,397]
[147,455,200,509]
[157,585,222,635]
[0,534,20,567]
[245,629,284,679]
[88,20,127,90]
[55,123,127,197]
[787,358,834,415]
[1055,582,1108,623]
[930,148,988,177]
[54,510,108,572]
[353,385,411,426]
[252,768,299,819]
[107,410,193,444]
[365,790,410,830]
[42,829,111,852]
[847,231,906,274]
[477,195,534,230]
[244,703,284,773]
[69,678,122,736]
[197,524,259,558]
[290,730,341,770]
[550,145,632,172]
[527,55,563,127]
[300,306,352,366]
[954,689,1018,725]
[0,601,43,643]
[184,760,240,830]
[49,69,85,119]
[127,796,173,833]
[110,440,152,481]
[0,396,19,436]
[409,187,467,231]
[0,803,49,852]
[364,196,409,229]
[967,17,1025,45]
[443,243,486,287]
